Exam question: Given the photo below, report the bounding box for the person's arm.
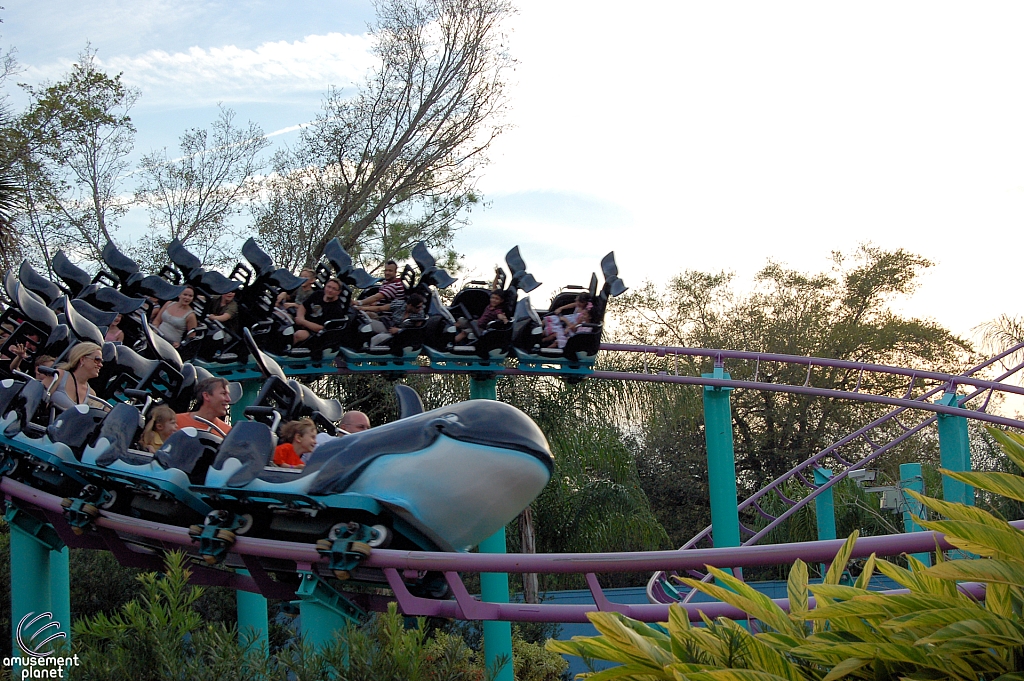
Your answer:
[185,312,197,334]
[295,304,324,334]
[208,308,233,322]
[8,343,26,371]
[357,292,385,308]
[151,303,166,328]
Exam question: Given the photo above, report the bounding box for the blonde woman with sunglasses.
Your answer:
[48,342,108,412]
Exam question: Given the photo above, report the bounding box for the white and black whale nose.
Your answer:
[308,400,552,496]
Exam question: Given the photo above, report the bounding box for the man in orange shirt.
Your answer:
[177,376,233,436]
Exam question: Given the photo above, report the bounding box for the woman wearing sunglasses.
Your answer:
[48,342,107,412]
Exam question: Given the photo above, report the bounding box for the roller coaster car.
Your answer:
[422,246,539,365]
[187,329,554,552]
[512,251,627,372]
[0,376,92,496]
[0,371,211,531]
[297,240,430,365]
[55,400,215,521]
[99,240,186,305]
[335,243,452,366]
[225,238,309,358]
[242,328,344,429]
[17,338,241,524]
[93,339,185,405]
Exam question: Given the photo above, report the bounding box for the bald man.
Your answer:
[315,410,372,448]
[340,411,371,433]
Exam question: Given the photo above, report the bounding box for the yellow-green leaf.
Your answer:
[915,518,1024,562]
[806,592,967,621]
[906,489,1007,528]
[824,531,859,586]
[807,584,871,601]
[821,657,870,681]
[873,556,973,600]
[853,553,876,590]
[987,427,1024,472]
[988,582,1015,618]
[681,567,798,637]
[941,468,1024,504]
[718,619,805,681]
[926,559,1024,587]
[884,606,997,633]
[921,616,1024,653]
[583,661,675,681]
[791,641,975,679]
[677,671,799,681]
[786,559,808,619]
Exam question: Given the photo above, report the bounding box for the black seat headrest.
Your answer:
[94,403,144,466]
[210,421,275,487]
[52,251,92,297]
[101,240,141,285]
[18,260,62,305]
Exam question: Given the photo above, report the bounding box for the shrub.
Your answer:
[68,551,554,680]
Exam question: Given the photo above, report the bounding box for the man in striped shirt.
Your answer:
[354,260,406,317]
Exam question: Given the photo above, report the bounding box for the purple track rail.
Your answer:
[0,476,994,623]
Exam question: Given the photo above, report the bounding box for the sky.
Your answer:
[4,1,1024,343]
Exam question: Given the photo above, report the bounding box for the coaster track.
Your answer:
[5,340,1023,622]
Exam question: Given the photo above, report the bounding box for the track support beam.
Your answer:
[899,462,931,566]
[7,504,70,659]
[296,571,365,649]
[936,392,973,507]
[813,468,837,576]
[470,374,514,681]
[231,379,269,647]
[703,367,740,562]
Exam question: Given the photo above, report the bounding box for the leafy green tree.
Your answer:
[612,245,971,549]
[14,47,138,267]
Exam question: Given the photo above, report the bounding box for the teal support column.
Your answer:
[7,505,68,659]
[295,572,364,650]
[702,367,740,551]
[936,392,973,507]
[49,546,71,644]
[900,463,931,567]
[236,570,269,650]
[470,374,513,681]
[813,468,836,577]
[231,381,268,647]
[812,469,837,543]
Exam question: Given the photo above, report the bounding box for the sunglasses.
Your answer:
[88,355,104,364]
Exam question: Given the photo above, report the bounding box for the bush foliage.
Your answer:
[65,551,565,681]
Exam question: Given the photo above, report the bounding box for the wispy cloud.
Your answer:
[24,32,377,106]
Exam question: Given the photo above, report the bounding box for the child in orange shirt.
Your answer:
[273,418,317,468]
